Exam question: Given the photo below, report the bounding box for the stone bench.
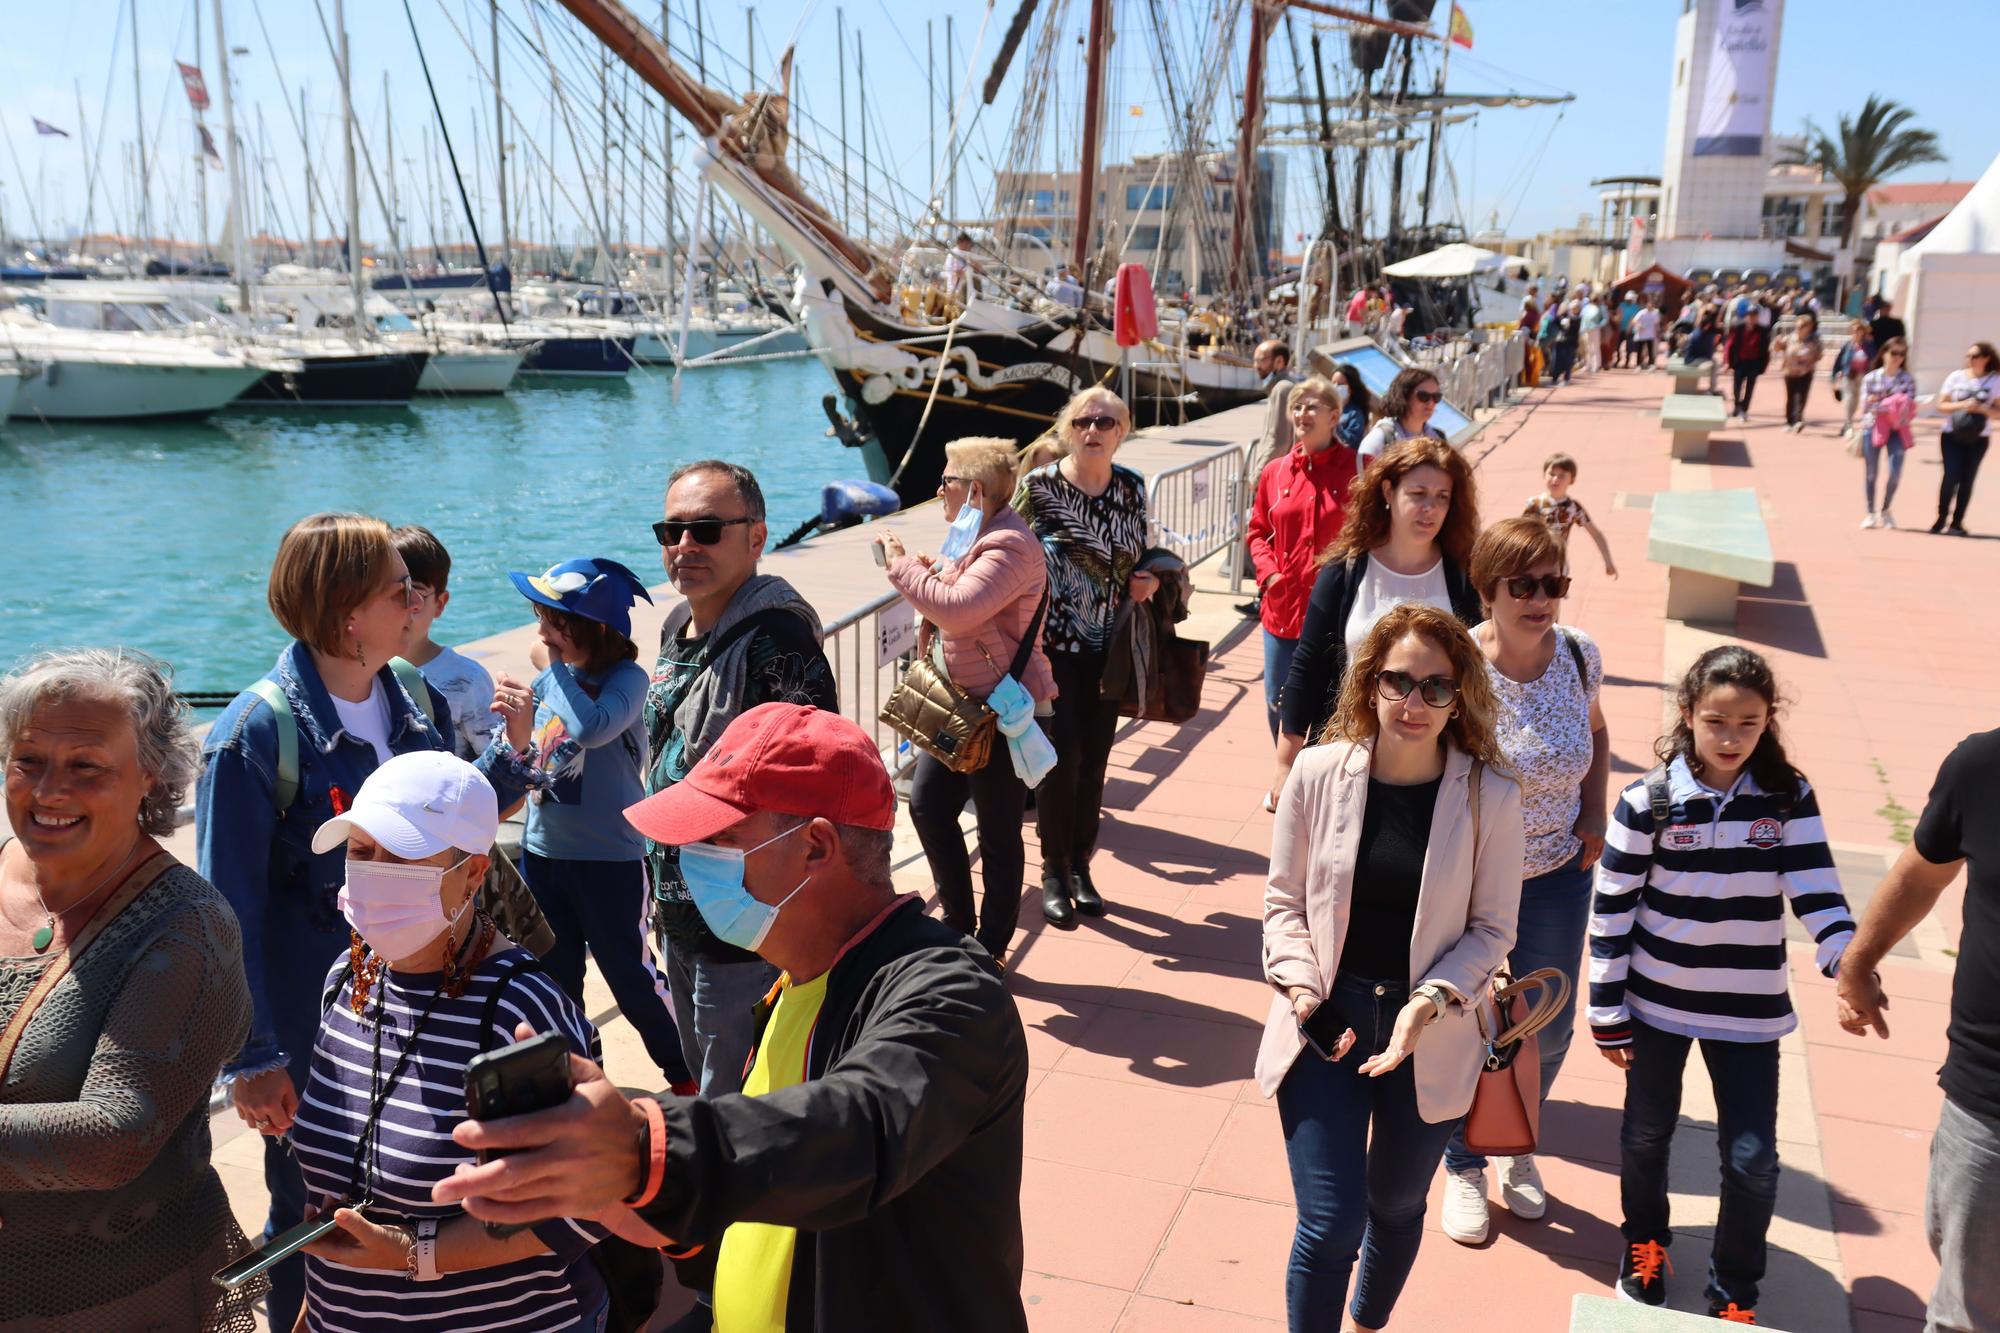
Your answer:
[1664,358,1712,394]
[1571,1294,1792,1330]
[1647,488,1774,624]
[1660,391,1729,461]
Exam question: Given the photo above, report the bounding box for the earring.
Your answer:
[348,931,381,1017]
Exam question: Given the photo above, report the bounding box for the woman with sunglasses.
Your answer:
[1273,437,1483,801]
[1934,340,1999,535]
[1437,516,1610,1245]
[1357,367,1447,464]
[1257,601,1523,1333]
[1014,387,1155,928]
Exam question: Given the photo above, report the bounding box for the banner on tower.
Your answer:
[1694,0,1776,157]
[177,62,211,113]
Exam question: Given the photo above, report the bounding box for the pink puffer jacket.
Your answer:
[887,507,1057,703]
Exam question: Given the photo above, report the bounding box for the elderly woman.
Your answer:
[285,750,611,1331]
[877,437,1054,966]
[0,649,260,1330]
[1258,603,1523,1333]
[196,511,478,1329]
[1356,367,1447,463]
[1014,387,1154,928]
[1436,517,1610,1246]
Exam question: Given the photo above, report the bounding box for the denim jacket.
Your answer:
[196,641,498,1079]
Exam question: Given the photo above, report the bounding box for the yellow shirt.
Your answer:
[711,970,830,1333]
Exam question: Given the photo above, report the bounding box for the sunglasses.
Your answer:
[1072,414,1121,433]
[939,474,967,486]
[1503,573,1572,601]
[1375,669,1460,709]
[1412,389,1443,404]
[653,516,754,546]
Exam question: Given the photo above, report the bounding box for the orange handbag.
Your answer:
[1463,967,1572,1157]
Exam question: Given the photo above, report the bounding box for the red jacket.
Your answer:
[1249,442,1358,639]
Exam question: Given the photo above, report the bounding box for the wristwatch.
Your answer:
[1412,983,1449,1025]
[413,1217,441,1282]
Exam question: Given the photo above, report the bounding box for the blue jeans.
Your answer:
[523,853,693,1086]
[1444,852,1594,1171]
[1620,1019,1781,1310]
[663,944,782,1096]
[1263,630,1300,740]
[1277,974,1460,1332]
[1865,434,1908,512]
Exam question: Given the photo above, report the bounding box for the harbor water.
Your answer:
[0,358,849,699]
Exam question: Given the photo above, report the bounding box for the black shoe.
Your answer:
[1931,517,1949,533]
[1949,524,1970,537]
[1616,1238,1670,1307]
[1041,872,1076,928]
[1069,866,1105,916]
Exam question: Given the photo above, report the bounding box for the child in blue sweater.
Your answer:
[491,557,692,1088]
[1588,645,1854,1324]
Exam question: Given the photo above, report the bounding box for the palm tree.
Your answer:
[1780,96,1945,295]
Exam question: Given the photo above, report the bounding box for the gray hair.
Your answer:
[0,648,198,836]
[834,822,895,892]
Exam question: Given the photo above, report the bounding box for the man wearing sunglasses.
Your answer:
[643,461,837,1126]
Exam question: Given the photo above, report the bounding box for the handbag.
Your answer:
[880,589,1047,774]
[1462,966,1572,1157]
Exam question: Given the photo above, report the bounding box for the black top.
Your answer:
[1341,776,1442,980]
[1279,552,1483,741]
[1914,727,2000,1120]
[1869,314,1907,352]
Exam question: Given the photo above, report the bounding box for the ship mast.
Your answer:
[1071,0,1111,280]
[1230,2,1275,293]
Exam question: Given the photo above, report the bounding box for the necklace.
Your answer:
[22,840,144,954]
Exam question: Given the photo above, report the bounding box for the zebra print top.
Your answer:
[1013,461,1149,656]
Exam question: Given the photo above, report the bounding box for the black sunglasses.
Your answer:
[1375,669,1460,709]
[1503,573,1572,601]
[939,473,968,486]
[1413,389,1443,404]
[653,516,753,546]
[1072,414,1121,433]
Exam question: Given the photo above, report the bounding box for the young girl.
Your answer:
[1858,337,1918,530]
[1589,646,1855,1324]
[489,556,694,1090]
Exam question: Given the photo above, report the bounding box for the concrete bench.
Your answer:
[1664,358,1713,394]
[1648,488,1775,624]
[1571,1294,1791,1330]
[1660,391,1729,461]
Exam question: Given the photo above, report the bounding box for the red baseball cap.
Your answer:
[624,703,896,846]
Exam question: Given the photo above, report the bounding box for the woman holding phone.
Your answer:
[1256,603,1523,1333]
[282,751,612,1333]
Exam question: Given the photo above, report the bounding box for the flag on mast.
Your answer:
[1449,2,1474,50]
[177,61,211,113]
[198,124,224,170]
[32,118,70,138]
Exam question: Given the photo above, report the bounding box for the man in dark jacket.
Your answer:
[436,702,1031,1333]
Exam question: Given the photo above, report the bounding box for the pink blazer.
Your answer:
[1255,738,1525,1121]
[887,507,1057,703]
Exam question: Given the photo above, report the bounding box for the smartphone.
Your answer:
[1297,1000,1349,1062]
[212,1212,342,1289]
[464,1032,575,1237]
[871,541,889,567]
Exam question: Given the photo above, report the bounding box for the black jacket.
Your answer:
[639,897,1030,1332]
[1278,551,1482,739]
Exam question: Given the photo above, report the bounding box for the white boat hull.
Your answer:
[0,368,20,421]
[9,358,267,420]
[416,348,523,394]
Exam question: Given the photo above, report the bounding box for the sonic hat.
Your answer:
[508,557,654,638]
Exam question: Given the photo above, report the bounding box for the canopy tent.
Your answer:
[1607,263,1695,322]
[1896,151,2000,394]
[1383,243,1506,279]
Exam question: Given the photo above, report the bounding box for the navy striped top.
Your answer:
[1588,756,1854,1046]
[291,945,608,1331]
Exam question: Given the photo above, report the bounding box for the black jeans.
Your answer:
[1783,374,1812,425]
[1037,650,1119,873]
[1731,364,1761,415]
[1619,1019,1781,1310]
[1940,432,1990,527]
[1549,341,1576,383]
[908,747,1030,958]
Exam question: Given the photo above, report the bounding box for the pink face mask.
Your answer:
[338,855,473,960]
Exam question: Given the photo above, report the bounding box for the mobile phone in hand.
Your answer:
[871,541,889,567]
[464,1032,574,1237]
[212,1211,343,1289]
[1298,1000,1349,1062]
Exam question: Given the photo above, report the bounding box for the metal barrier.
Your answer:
[1148,443,1252,574]
[818,587,926,776]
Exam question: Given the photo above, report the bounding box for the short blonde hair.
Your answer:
[943,437,1021,499]
[1291,375,1343,413]
[1054,386,1130,448]
[268,512,396,657]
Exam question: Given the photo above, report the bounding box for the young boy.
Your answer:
[392,525,502,760]
[1525,453,1618,579]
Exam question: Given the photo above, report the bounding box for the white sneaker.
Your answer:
[1861,512,1878,529]
[1442,1166,1491,1244]
[1499,1154,1548,1220]
[1881,512,1898,530]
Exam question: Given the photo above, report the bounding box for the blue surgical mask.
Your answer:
[677,822,812,952]
[937,491,985,563]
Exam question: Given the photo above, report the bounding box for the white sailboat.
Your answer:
[0,307,278,421]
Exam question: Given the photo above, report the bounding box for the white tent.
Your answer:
[1383,242,1506,279]
[1896,151,2000,395]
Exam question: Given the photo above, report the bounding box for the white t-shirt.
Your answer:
[1356,417,1432,464]
[1940,370,2000,439]
[1344,556,1452,658]
[417,645,501,759]
[330,677,393,765]
[1631,308,1660,341]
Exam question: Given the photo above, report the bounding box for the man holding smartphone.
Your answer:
[435,703,1031,1332]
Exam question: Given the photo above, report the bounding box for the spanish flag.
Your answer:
[1449,1,1473,50]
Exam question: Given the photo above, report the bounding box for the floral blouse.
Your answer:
[1484,625,1602,877]
[1013,461,1149,656]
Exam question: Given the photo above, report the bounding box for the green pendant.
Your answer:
[31,920,54,953]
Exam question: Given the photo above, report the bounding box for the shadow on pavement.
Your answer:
[1736,562,1828,659]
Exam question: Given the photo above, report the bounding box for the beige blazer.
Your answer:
[1254,738,1525,1121]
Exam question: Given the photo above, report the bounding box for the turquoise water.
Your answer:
[0,359,855,701]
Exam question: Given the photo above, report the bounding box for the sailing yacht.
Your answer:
[0,300,278,421]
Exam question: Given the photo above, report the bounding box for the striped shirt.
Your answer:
[1588,756,1853,1047]
[292,946,608,1331]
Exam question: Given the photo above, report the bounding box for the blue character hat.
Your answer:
[508,557,654,639]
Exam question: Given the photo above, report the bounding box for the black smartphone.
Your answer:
[464,1031,575,1237]
[212,1211,343,1289]
[1298,1000,1349,1061]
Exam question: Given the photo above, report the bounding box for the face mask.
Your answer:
[937,492,985,564]
[677,822,812,953]
[339,855,473,961]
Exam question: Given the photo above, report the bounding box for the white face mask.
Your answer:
[339,854,473,961]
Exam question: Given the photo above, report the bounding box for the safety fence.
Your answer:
[1148,442,1254,577]
[1417,330,1528,412]
[819,587,926,777]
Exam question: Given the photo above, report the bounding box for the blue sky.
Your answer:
[1,0,1992,255]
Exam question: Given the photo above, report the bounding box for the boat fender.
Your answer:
[821,480,900,526]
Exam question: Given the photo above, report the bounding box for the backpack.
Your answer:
[246,657,437,812]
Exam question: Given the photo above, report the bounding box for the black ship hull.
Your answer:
[238,352,429,407]
[518,336,634,378]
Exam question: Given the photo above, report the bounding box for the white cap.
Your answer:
[311,751,499,858]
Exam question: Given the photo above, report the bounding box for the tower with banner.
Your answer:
[1658,0,1786,245]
